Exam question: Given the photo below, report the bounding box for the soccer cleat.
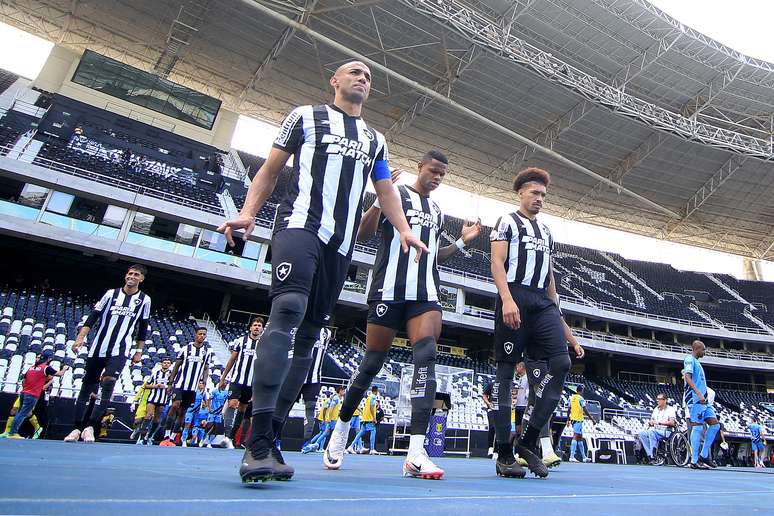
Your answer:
[64,429,81,442]
[403,450,445,480]
[301,442,319,454]
[698,456,717,469]
[81,426,95,443]
[33,427,43,439]
[690,462,710,470]
[516,457,528,467]
[224,438,235,449]
[323,421,349,470]
[345,447,356,454]
[369,449,379,455]
[543,453,562,468]
[514,442,549,478]
[8,434,24,439]
[206,443,213,448]
[569,457,580,463]
[495,449,527,479]
[583,457,592,463]
[240,441,294,483]
[0,432,8,439]
[487,447,494,457]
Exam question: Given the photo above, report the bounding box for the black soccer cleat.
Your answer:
[240,441,294,483]
[698,456,717,469]
[689,461,710,470]
[514,442,549,478]
[496,451,527,479]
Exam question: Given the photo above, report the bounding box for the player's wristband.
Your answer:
[455,238,466,250]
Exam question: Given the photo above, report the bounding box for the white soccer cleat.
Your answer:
[487,447,494,457]
[81,426,95,443]
[323,420,350,470]
[583,457,592,463]
[569,457,580,463]
[224,438,235,449]
[403,450,444,480]
[64,429,81,442]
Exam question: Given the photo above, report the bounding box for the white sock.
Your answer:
[408,434,425,458]
[334,419,349,435]
[540,437,553,459]
[164,430,170,438]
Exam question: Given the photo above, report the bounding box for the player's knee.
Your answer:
[548,353,571,377]
[295,321,322,356]
[228,399,239,409]
[358,350,388,377]
[267,292,307,331]
[100,376,117,391]
[412,336,436,367]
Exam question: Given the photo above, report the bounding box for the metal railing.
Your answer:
[574,328,774,364]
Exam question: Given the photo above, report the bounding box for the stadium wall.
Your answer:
[32,45,238,150]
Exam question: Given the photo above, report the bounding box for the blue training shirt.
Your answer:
[682,354,706,406]
[749,422,762,443]
[209,388,228,415]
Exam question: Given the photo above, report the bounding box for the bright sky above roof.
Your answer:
[1,10,772,280]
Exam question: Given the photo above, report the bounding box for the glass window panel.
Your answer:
[130,212,154,235]
[102,205,127,228]
[18,184,49,208]
[45,191,74,215]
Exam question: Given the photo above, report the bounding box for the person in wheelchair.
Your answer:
[639,393,676,465]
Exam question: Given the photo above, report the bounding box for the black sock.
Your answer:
[519,425,540,448]
[247,411,273,449]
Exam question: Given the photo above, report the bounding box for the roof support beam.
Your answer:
[612,31,682,90]
[680,64,744,119]
[385,0,536,141]
[241,0,678,218]
[154,1,213,78]
[565,131,666,219]
[237,0,320,107]
[663,153,749,237]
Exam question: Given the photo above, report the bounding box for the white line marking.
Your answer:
[1,490,772,504]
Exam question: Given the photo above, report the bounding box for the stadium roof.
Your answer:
[3,0,774,259]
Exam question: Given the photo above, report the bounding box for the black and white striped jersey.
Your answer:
[305,327,331,385]
[174,343,212,391]
[146,368,171,405]
[228,334,259,386]
[368,185,444,302]
[272,104,389,257]
[86,288,151,358]
[490,211,554,290]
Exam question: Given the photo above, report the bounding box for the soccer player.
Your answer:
[513,362,528,438]
[64,264,151,443]
[162,328,211,445]
[179,380,209,447]
[482,378,498,457]
[203,383,230,448]
[138,357,172,445]
[749,416,766,468]
[129,378,151,441]
[489,168,583,478]
[218,61,428,483]
[324,151,481,478]
[347,386,380,456]
[303,386,344,453]
[220,317,263,447]
[567,385,594,463]
[300,328,332,442]
[683,339,720,469]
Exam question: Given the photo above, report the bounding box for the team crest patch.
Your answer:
[533,368,541,378]
[134,298,142,305]
[276,262,292,282]
[376,303,388,317]
[504,341,514,355]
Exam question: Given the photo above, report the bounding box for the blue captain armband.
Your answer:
[371,160,391,181]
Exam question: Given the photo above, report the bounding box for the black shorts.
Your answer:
[494,284,566,363]
[299,383,321,403]
[366,301,442,331]
[228,383,252,404]
[83,355,127,384]
[270,229,351,326]
[170,388,195,412]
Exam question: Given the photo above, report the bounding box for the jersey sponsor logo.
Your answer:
[406,208,440,230]
[376,303,388,317]
[109,305,138,317]
[276,262,292,281]
[320,134,373,167]
[504,341,514,355]
[275,110,301,147]
[362,128,375,141]
[521,234,550,253]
